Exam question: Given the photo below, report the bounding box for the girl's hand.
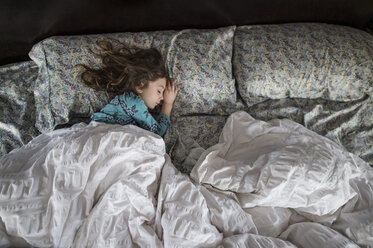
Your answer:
[163,79,178,105]
[161,79,178,117]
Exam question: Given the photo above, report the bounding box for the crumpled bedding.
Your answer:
[2,60,372,171]
[0,111,372,247]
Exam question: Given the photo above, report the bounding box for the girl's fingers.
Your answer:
[170,81,174,90]
[167,79,178,94]
[169,81,173,89]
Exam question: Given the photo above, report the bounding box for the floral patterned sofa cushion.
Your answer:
[163,115,229,174]
[29,26,237,132]
[233,23,373,106]
[0,61,40,155]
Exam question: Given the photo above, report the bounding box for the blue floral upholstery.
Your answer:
[164,115,229,174]
[1,23,371,168]
[0,61,40,155]
[233,23,373,106]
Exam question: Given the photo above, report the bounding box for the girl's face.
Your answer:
[136,78,166,109]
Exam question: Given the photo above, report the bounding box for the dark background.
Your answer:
[1,0,373,65]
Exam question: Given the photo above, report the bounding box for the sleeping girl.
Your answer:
[78,39,178,136]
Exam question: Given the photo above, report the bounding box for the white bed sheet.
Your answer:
[0,112,372,247]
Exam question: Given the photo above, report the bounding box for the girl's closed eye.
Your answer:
[158,88,164,95]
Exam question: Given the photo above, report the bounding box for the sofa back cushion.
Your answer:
[29,26,237,131]
[233,23,373,106]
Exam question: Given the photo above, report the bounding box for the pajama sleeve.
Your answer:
[91,92,171,136]
[120,94,171,136]
[132,110,170,137]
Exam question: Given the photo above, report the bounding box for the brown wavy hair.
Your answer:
[79,39,169,100]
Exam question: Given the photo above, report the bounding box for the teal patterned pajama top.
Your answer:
[91,92,170,136]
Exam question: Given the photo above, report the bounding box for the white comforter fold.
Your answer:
[0,122,165,248]
[190,111,373,247]
[0,112,372,248]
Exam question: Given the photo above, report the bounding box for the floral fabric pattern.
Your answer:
[164,95,373,174]
[0,61,40,156]
[29,26,238,132]
[245,97,373,168]
[233,23,373,106]
[0,24,371,170]
[164,115,229,174]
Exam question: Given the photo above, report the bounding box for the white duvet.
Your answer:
[0,111,372,247]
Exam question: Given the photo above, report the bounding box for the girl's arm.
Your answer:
[100,93,171,136]
[160,102,173,118]
[127,97,170,136]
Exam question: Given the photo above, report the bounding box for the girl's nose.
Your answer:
[160,95,163,100]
